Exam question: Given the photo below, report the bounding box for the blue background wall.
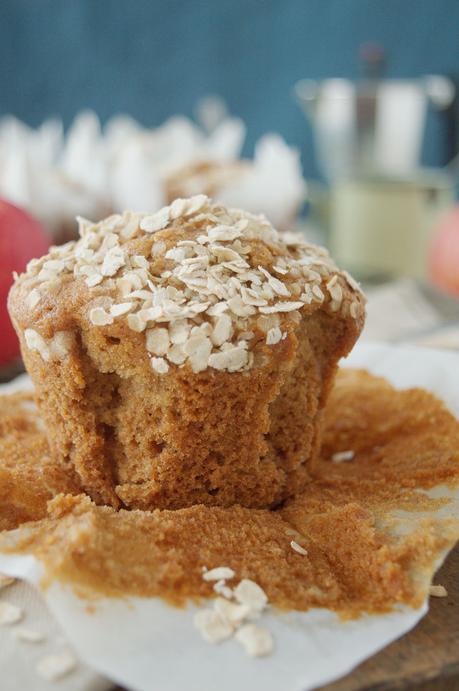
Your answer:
[1,0,458,178]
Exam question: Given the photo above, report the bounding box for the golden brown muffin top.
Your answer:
[10,195,365,374]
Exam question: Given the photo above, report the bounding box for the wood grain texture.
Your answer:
[320,543,459,690]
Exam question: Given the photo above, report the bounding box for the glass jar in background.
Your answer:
[329,171,455,282]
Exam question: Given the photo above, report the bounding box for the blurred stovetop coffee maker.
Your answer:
[295,44,458,284]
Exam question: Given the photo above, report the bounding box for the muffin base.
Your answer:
[17,307,360,511]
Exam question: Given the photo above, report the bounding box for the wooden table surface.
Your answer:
[320,543,459,691]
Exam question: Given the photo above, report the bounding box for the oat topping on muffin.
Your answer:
[15,195,364,374]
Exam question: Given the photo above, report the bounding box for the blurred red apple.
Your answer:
[0,200,50,367]
[429,206,459,298]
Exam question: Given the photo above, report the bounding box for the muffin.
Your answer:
[8,196,365,511]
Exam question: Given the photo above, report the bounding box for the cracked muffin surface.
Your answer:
[8,196,365,510]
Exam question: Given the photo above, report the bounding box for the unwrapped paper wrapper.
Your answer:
[0,341,458,691]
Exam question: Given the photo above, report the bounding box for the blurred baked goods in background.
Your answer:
[0,100,305,245]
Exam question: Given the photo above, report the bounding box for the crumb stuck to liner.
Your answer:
[1,369,458,623]
[194,569,273,656]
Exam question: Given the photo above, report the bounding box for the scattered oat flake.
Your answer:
[0,573,15,589]
[203,566,235,582]
[49,331,75,359]
[131,254,149,269]
[24,329,50,361]
[350,301,360,318]
[127,313,146,332]
[429,584,448,598]
[344,269,361,292]
[151,357,169,374]
[0,602,23,625]
[259,301,304,314]
[266,327,282,345]
[214,598,249,625]
[26,288,41,309]
[101,247,125,276]
[85,272,103,287]
[146,327,170,356]
[331,450,355,463]
[110,302,133,317]
[272,265,288,275]
[208,346,248,372]
[329,283,343,303]
[89,307,113,326]
[140,208,170,233]
[184,334,213,373]
[312,284,325,300]
[327,274,338,288]
[185,194,208,215]
[193,609,233,644]
[211,313,232,347]
[170,197,188,219]
[36,651,76,681]
[167,344,187,365]
[14,627,45,643]
[235,624,274,657]
[208,225,242,242]
[234,579,268,611]
[290,540,308,556]
[213,580,234,599]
